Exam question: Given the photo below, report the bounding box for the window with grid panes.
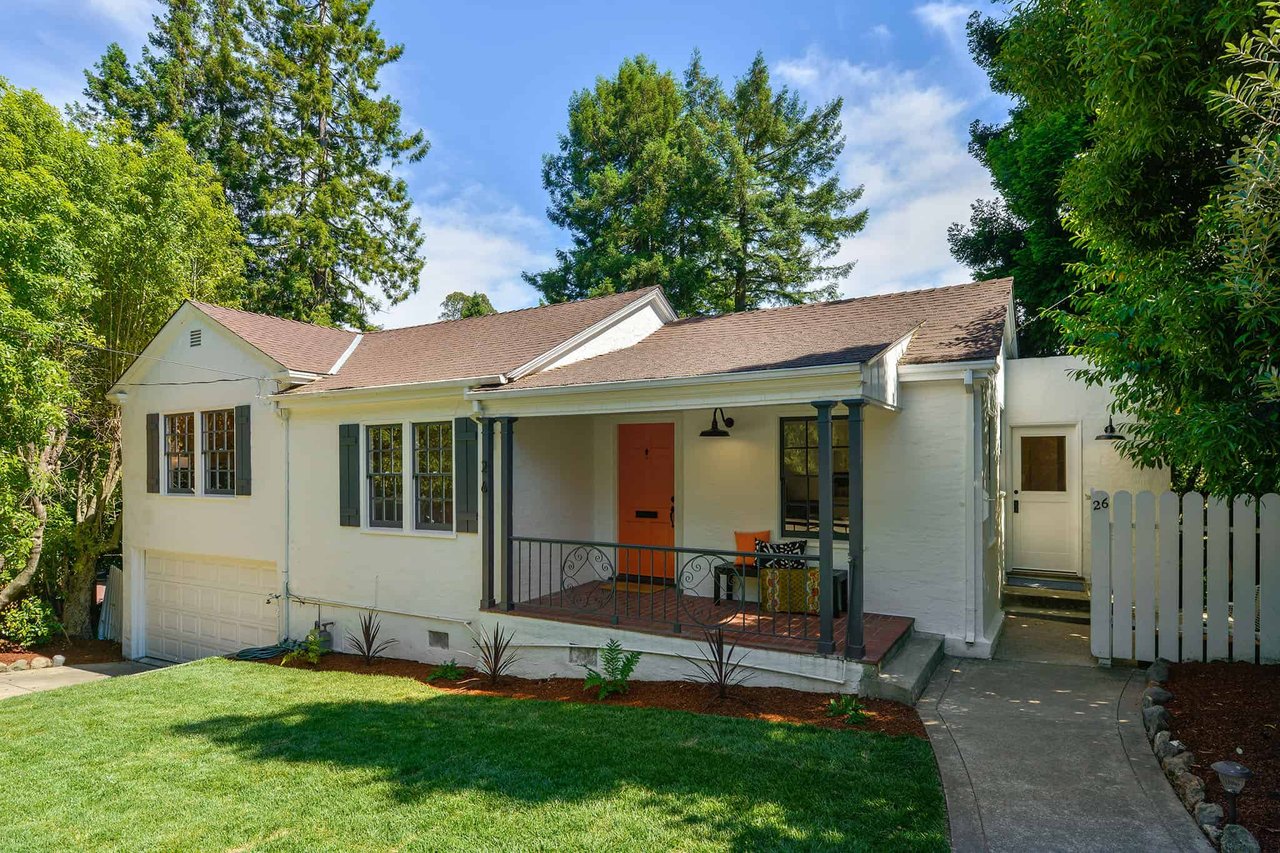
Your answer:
[779,417,849,536]
[202,409,236,495]
[164,413,196,494]
[366,424,403,527]
[413,421,453,530]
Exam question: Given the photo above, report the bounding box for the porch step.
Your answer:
[859,632,944,706]
[1004,604,1091,625]
[1002,584,1090,613]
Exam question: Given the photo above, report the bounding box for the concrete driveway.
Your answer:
[919,656,1212,853]
[0,660,165,699]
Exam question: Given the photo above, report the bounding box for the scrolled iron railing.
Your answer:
[506,536,839,652]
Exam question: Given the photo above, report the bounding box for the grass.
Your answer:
[0,659,946,852]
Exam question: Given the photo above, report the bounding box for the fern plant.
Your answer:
[427,659,466,682]
[582,639,641,700]
[346,610,398,665]
[281,628,327,667]
[827,694,869,725]
[683,628,752,699]
[468,624,521,685]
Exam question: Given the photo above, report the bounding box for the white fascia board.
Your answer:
[898,359,999,383]
[506,289,676,381]
[328,333,363,374]
[108,302,286,394]
[271,374,506,407]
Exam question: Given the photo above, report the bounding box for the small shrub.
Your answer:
[427,659,466,682]
[827,694,869,725]
[0,597,61,648]
[346,610,398,665]
[683,628,752,699]
[468,624,521,685]
[582,639,641,700]
[282,628,328,667]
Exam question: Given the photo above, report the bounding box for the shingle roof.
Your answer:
[290,287,658,394]
[190,301,358,375]
[483,278,1012,392]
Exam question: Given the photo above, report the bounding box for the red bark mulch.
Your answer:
[250,652,926,739]
[1166,661,1280,851]
[0,637,124,666]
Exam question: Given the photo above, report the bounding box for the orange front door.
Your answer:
[617,423,675,580]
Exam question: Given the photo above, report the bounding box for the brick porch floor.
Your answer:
[505,582,913,665]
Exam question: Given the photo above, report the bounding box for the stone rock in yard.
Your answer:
[52,655,65,667]
[0,662,8,673]
[1194,802,1223,829]
[1173,771,1205,810]
[1206,826,1223,845]
[1142,685,1173,707]
[1153,730,1185,760]
[30,656,52,669]
[8,659,29,672]
[1162,751,1196,779]
[1220,824,1261,853]
[1143,705,1171,737]
[1147,658,1171,684]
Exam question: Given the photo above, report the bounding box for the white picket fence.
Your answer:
[1090,491,1280,664]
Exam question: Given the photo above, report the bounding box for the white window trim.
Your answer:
[358,418,458,538]
[158,408,239,499]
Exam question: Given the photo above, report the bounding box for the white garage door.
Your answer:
[144,552,279,662]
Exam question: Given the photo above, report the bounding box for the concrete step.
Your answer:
[1003,586,1091,612]
[1004,604,1091,625]
[860,631,944,706]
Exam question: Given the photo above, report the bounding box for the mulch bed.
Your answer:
[250,652,926,739]
[1167,661,1280,851]
[0,637,124,666]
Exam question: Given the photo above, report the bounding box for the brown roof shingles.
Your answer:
[291,287,657,393]
[487,278,1012,391]
[190,301,358,375]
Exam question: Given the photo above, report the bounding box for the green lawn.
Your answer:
[0,659,946,852]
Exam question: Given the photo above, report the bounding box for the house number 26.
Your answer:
[1091,497,1110,510]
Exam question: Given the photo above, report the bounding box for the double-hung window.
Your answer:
[779,416,850,536]
[202,409,236,495]
[164,413,196,494]
[366,425,404,528]
[413,422,453,530]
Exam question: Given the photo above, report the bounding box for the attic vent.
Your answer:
[189,329,202,347]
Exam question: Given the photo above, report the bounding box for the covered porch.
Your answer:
[470,359,909,663]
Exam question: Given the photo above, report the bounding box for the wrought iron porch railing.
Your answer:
[506,536,842,651]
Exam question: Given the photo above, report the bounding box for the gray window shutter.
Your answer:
[454,417,479,533]
[339,423,360,526]
[234,404,252,496]
[146,413,160,494]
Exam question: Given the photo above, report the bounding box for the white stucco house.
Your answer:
[109,277,1167,695]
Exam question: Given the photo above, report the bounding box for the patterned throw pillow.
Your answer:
[754,538,807,570]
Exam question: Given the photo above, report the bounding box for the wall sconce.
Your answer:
[1095,416,1125,442]
[699,407,734,438]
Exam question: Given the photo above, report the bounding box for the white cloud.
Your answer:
[374,190,551,329]
[913,2,972,54]
[776,51,995,297]
[868,24,892,44]
[85,0,156,38]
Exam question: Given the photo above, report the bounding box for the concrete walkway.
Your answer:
[0,660,162,699]
[919,656,1212,853]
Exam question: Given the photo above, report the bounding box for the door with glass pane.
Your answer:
[1010,427,1080,575]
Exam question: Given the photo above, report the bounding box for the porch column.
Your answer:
[499,417,518,611]
[813,401,836,654]
[480,417,496,610]
[841,399,866,660]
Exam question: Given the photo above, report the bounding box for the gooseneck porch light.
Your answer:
[699,408,735,438]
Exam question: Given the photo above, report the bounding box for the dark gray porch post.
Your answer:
[499,417,517,611]
[480,417,496,609]
[813,401,836,654]
[841,400,866,660]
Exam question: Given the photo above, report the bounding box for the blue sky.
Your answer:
[4,0,1010,328]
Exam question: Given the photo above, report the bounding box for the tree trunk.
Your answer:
[62,436,124,638]
[0,431,67,610]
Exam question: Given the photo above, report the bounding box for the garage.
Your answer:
[143,551,279,662]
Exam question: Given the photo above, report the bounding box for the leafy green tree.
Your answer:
[439,291,496,321]
[526,52,866,315]
[949,11,1089,356]
[78,0,427,329]
[0,81,97,611]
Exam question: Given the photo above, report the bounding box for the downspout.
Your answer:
[275,400,292,642]
[963,370,980,645]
